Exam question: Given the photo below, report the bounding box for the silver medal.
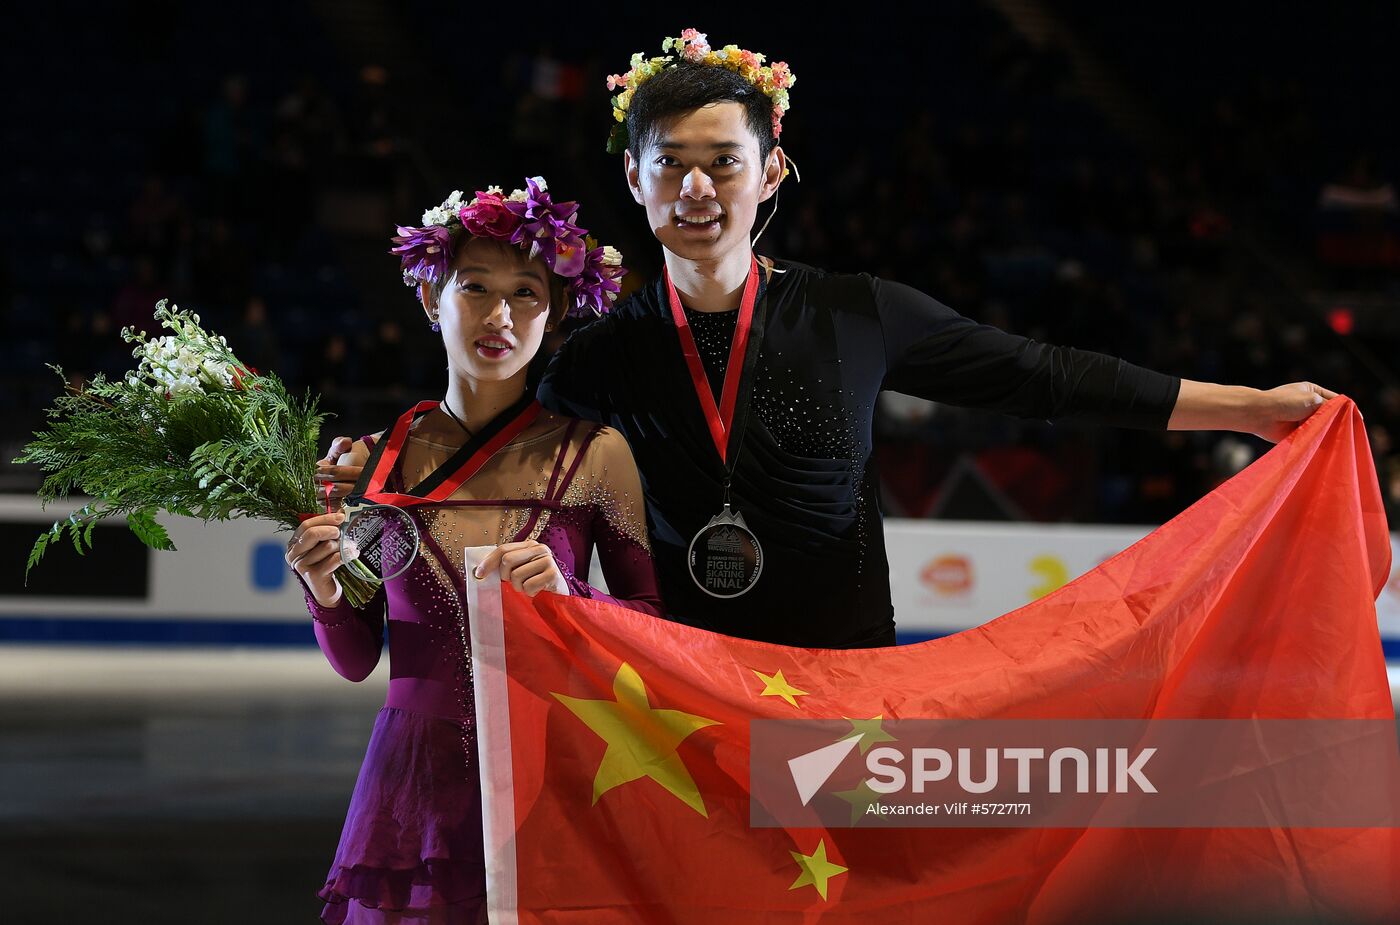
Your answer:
[339,502,420,582]
[687,504,763,598]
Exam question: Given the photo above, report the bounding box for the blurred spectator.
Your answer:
[1319,153,1398,213]
[354,66,403,167]
[311,334,352,413]
[275,75,346,167]
[235,296,281,375]
[1316,152,1400,277]
[127,175,185,260]
[203,75,256,217]
[110,256,166,332]
[371,319,409,398]
[192,219,252,313]
[1384,458,1400,531]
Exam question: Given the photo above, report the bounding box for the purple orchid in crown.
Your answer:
[504,177,588,276]
[569,243,627,316]
[389,224,453,285]
[549,234,590,279]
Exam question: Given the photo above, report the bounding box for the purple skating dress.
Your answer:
[302,409,662,924]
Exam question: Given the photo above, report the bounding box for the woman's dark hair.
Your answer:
[625,62,776,162]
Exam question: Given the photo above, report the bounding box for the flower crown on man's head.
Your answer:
[389,177,626,318]
[605,29,795,155]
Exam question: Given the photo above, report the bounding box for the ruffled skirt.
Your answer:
[319,707,486,924]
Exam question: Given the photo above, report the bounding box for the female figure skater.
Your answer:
[286,178,659,923]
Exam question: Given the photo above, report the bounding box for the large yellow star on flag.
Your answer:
[789,838,848,900]
[553,662,720,816]
[752,668,808,707]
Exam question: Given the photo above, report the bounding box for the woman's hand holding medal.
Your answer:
[473,541,572,598]
[287,512,349,607]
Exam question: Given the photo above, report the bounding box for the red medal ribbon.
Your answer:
[357,399,542,508]
[664,255,760,465]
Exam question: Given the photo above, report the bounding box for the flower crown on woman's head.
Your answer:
[605,29,795,155]
[389,177,626,318]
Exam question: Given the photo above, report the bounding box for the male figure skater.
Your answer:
[325,31,1334,648]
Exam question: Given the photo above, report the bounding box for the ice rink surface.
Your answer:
[2,645,1397,923]
[0,646,385,923]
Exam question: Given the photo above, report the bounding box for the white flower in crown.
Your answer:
[422,205,454,226]
[485,185,503,196]
[602,245,623,267]
[531,176,548,192]
[506,188,528,203]
[422,190,467,226]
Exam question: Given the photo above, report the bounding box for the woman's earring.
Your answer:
[429,316,441,332]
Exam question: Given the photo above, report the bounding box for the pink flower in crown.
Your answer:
[458,191,518,241]
[606,73,628,91]
[679,28,709,61]
[389,224,453,285]
[738,49,760,71]
[771,61,793,90]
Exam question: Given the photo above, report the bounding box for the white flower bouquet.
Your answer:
[17,300,378,607]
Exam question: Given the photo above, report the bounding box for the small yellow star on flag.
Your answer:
[789,838,848,900]
[752,668,808,707]
[833,778,886,826]
[841,716,895,753]
[553,662,720,816]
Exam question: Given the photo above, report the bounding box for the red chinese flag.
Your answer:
[469,398,1399,923]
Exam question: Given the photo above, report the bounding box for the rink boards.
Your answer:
[3,496,1398,656]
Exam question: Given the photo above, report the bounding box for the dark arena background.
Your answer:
[1,3,1397,923]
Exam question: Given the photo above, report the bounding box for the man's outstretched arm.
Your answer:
[1168,380,1338,443]
[876,277,1336,443]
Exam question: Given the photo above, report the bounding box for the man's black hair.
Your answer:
[625,62,777,163]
